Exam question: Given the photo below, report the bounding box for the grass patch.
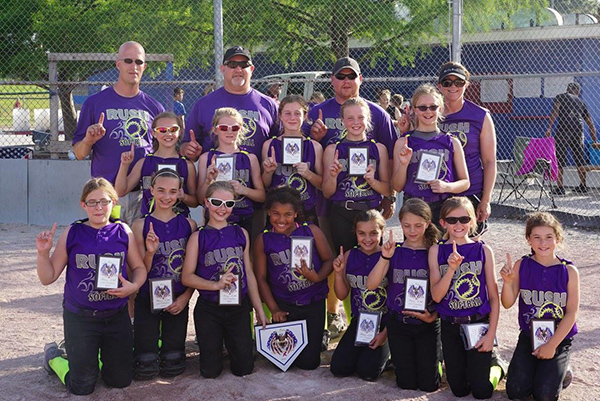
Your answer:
[0,85,50,131]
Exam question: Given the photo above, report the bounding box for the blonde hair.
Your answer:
[439,197,477,237]
[151,111,181,151]
[525,212,564,244]
[411,84,444,130]
[340,97,372,134]
[399,198,440,248]
[205,181,236,199]
[80,178,119,203]
[211,107,249,149]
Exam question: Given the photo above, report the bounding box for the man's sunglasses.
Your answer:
[444,216,471,224]
[208,198,236,208]
[440,79,466,88]
[120,58,145,65]
[224,60,252,69]
[415,105,440,112]
[334,72,358,81]
[154,126,180,134]
[216,124,241,132]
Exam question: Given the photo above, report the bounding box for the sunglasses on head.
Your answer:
[415,105,440,112]
[216,124,241,132]
[444,216,471,224]
[154,125,180,134]
[334,72,358,81]
[208,198,236,208]
[440,78,466,88]
[224,60,252,69]
[120,58,145,65]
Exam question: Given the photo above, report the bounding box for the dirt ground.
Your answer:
[1,218,599,401]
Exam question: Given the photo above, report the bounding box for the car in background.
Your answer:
[254,71,332,102]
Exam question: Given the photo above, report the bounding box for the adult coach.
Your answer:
[546,82,597,194]
[180,46,279,160]
[72,41,165,224]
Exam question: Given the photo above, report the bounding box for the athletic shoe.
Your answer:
[43,342,65,375]
[327,313,347,339]
[562,366,573,389]
[490,350,508,381]
[551,186,566,195]
[572,184,588,194]
[321,330,331,352]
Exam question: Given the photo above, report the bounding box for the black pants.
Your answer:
[441,319,493,399]
[506,331,572,401]
[63,307,133,395]
[193,296,254,378]
[330,316,390,381]
[387,314,441,392]
[133,292,188,355]
[277,299,326,370]
[329,205,361,255]
[465,193,488,237]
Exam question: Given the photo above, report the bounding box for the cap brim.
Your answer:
[439,72,466,81]
[333,66,360,76]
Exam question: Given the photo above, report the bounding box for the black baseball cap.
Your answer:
[332,57,361,76]
[438,63,467,82]
[223,46,252,63]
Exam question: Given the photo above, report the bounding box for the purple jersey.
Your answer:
[330,139,383,207]
[304,97,397,152]
[386,244,430,314]
[518,255,578,339]
[195,225,248,303]
[266,137,319,213]
[440,100,487,196]
[141,214,192,296]
[72,87,165,184]
[140,155,191,216]
[402,131,455,203]
[64,220,129,311]
[436,241,491,320]
[184,87,279,156]
[345,247,388,317]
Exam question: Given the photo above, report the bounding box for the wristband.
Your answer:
[381,255,391,261]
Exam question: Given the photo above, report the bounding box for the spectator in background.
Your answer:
[546,82,597,194]
[173,87,185,132]
[377,88,398,121]
[203,83,215,97]
[266,81,283,105]
[309,91,326,106]
[391,93,404,110]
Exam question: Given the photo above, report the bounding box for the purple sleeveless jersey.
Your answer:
[436,241,491,320]
[267,137,319,213]
[141,214,192,296]
[195,225,248,303]
[140,154,190,216]
[345,247,388,317]
[64,220,129,311]
[440,100,487,196]
[330,139,383,207]
[262,223,328,305]
[403,131,455,203]
[518,255,578,339]
[386,243,430,314]
[206,150,255,222]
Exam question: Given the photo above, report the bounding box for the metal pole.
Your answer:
[214,0,224,88]
[451,0,462,63]
[48,59,59,159]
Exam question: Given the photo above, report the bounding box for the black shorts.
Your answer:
[555,135,585,167]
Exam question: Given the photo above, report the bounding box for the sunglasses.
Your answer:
[440,79,466,88]
[444,216,471,224]
[84,199,112,208]
[208,198,236,208]
[216,124,241,132]
[334,72,358,81]
[415,105,440,112]
[224,60,252,69]
[120,58,145,65]
[154,125,180,134]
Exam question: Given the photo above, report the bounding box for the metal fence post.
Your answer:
[48,59,59,159]
[214,0,224,88]
[452,0,463,63]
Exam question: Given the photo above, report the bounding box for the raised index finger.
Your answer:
[98,112,105,126]
[149,221,154,233]
[190,129,196,143]
[318,109,323,122]
[50,222,57,236]
[269,145,274,159]
[506,253,512,269]
[452,240,457,254]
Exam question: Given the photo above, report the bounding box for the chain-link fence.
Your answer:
[1,0,599,223]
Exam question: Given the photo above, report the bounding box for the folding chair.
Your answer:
[497,136,557,210]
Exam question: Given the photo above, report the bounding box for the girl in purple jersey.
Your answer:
[501,212,579,401]
[197,108,266,236]
[367,198,441,391]
[429,197,500,399]
[262,95,324,224]
[131,170,197,380]
[393,84,469,228]
[253,186,333,370]
[37,178,147,395]
[115,112,198,217]
[330,210,390,381]
[182,181,267,378]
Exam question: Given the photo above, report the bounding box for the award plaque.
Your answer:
[530,319,556,350]
[219,273,241,306]
[460,323,498,350]
[149,278,174,312]
[215,155,235,182]
[404,277,428,312]
[354,311,381,346]
[255,320,308,371]
[290,236,313,271]
[348,146,369,176]
[282,137,303,165]
[95,254,122,290]
[415,151,442,183]
[156,163,178,173]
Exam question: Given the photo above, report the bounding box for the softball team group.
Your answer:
[36,66,579,401]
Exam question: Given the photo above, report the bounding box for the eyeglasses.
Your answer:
[415,105,440,112]
[84,199,113,208]
[208,198,236,208]
[334,72,358,81]
[444,216,471,224]
[216,124,241,132]
[440,79,466,88]
[154,125,180,134]
[224,60,252,69]
[120,58,145,66]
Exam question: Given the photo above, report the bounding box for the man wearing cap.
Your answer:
[180,46,279,160]
[546,82,597,194]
